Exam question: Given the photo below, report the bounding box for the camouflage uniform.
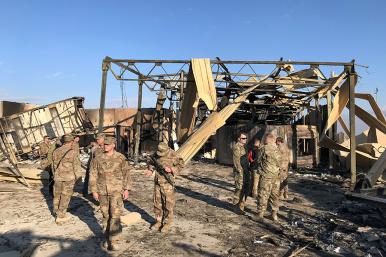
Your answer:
[249,146,262,198]
[278,144,290,198]
[47,139,61,194]
[232,142,250,209]
[52,138,81,223]
[257,143,280,218]
[150,143,184,233]
[72,141,80,156]
[89,149,131,243]
[83,143,104,196]
[39,141,51,169]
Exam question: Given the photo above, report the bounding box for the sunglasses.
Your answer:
[240,137,247,140]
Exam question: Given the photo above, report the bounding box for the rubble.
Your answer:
[0,163,384,257]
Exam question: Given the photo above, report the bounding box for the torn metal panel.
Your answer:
[191,58,217,111]
[0,97,94,157]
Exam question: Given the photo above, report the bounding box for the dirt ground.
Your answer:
[0,161,385,257]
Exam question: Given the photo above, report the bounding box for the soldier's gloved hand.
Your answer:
[122,190,129,200]
[92,192,99,202]
[164,166,172,173]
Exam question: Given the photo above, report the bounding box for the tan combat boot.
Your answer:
[150,221,162,231]
[238,201,246,215]
[161,220,173,234]
[271,211,278,222]
[55,213,70,225]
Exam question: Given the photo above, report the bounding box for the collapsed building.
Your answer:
[95,57,385,204]
[0,57,385,205]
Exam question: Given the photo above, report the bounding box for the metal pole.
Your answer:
[98,59,109,132]
[327,91,334,169]
[134,80,143,164]
[349,67,357,191]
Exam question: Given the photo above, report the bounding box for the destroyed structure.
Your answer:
[0,57,385,256]
[95,57,386,206]
[2,58,385,198]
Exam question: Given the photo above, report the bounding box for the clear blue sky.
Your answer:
[1,0,385,117]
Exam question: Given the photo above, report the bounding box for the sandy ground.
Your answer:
[0,161,385,257]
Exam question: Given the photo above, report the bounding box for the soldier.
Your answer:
[47,138,62,195]
[146,142,184,233]
[276,137,290,199]
[82,133,105,196]
[52,134,81,224]
[39,136,52,190]
[248,138,262,198]
[257,133,280,221]
[232,132,250,214]
[72,135,80,157]
[89,136,131,251]
[39,136,51,160]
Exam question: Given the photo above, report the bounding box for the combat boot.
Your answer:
[161,221,173,234]
[271,211,278,222]
[55,213,70,225]
[256,211,264,220]
[108,241,120,251]
[150,221,162,231]
[237,202,246,215]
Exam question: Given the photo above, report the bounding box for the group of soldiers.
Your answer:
[36,129,288,250]
[38,133,184,251]
[232,131,290,221]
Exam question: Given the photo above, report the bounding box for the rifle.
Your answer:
[148,155,175,186]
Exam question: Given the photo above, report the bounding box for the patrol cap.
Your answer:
[96,133,105,140]
[156,142,169,157]
[104,136,116,145]
[62,134,74,143]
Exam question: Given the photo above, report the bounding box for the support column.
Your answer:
[349,66,357,191]
[327,91,334,169]
[315,98,320,166]
[98,59,109,133]
[134,79,143,164]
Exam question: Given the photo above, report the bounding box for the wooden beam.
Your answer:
[349,72,357,191]
[134,80,143,164]
[98,60,109,132]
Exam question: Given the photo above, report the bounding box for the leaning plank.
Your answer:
[346,191,386,205]
[177,66,279,163]
[364,150,386,187]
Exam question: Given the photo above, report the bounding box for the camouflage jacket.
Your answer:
[52,144,82,182]
[278,144,290,170]
[151,150,184,185]
[260,143,280,178]
[89,151,131,195]
[39,142,50,158]
[73,142,80,156]
[232,142,246,173]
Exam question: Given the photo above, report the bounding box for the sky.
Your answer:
[1,0,386,131]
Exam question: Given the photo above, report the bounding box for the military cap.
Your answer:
[96,133,105,140]
[62,134,74,143]
[104,136,116,145]
[156,142,169,157]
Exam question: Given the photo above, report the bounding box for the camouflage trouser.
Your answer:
[280,168,289,197]
[99,193,123,242]
[233,169,251,205]
[153,177,175,225]
[251,170,260,198]
[53,180,75,218]
[257,176,280,214]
